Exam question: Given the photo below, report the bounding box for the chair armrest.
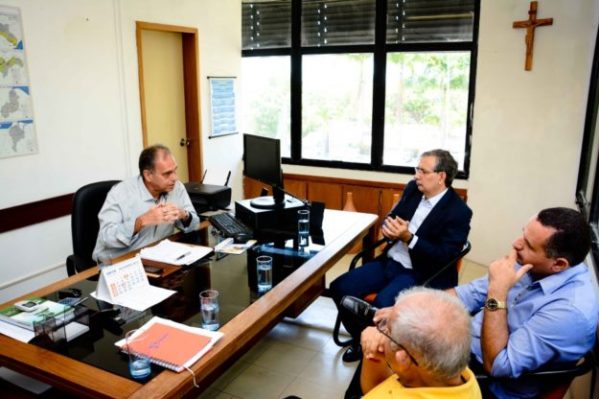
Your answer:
[348,237,389,271]
[475,351,595,382]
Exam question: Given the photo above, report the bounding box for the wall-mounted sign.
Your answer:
[208,77,237,138]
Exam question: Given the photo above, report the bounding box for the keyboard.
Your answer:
[209,213,252,237]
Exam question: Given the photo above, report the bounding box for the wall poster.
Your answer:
[0,6,37,159]
[208,77,237,138]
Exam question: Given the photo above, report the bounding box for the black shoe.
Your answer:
[342,345,362,362]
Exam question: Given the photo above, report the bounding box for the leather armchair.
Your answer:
[66,180,119,276]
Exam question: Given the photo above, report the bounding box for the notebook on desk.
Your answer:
[115,316,224,372]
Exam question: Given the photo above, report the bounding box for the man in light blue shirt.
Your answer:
[93,145,199,264]
[453,207,598,398]
[353,207,597,399]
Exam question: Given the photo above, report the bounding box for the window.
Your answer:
[241,0,478,177]
[302,53,373,162]
[241,56,291,157]
[384,52,470,169]
[577,28,599,266]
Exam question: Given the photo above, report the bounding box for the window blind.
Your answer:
[242,1,292,50]
[387,0,475,43]
[242,0,474,50]
[301,0,376,46]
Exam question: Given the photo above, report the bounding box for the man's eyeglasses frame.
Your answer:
[375,318,420,366]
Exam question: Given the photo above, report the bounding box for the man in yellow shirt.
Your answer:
[359,287,481,398]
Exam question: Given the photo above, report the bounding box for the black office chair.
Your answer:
[66,180,120,276]
[474,350,596,399]
[330,239,472,347]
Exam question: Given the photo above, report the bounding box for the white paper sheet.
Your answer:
[0,321,35,342]
[140,239,213,265]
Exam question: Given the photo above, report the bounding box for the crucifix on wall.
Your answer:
[513,1,553,71]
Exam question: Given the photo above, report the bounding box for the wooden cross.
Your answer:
[513,1,553,71]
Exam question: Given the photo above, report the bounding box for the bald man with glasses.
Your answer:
[358,287,481,398]
[330,149,472,362]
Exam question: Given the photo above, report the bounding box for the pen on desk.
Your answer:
[73,296,89,307]
[175,251,191,261]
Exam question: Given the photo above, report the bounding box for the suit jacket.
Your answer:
[388,180,472,288]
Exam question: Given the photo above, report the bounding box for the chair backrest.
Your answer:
[423,240,472,287]
[70,180,120,269]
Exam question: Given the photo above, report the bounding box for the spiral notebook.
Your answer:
[115,316,224,372]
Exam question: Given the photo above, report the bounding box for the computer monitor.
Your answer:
[243,133,285,209]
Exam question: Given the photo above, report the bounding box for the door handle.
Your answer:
[179,138,190,147]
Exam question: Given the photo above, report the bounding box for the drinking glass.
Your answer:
[125,329,151,380]
[199,289,220,331]
[297,209,310,250]
[256,255,273,293]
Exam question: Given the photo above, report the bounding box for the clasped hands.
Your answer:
[381,215,412,243]
[141,202,187,227]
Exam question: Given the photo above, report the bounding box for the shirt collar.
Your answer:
[422,188,448,207]
[527,263,588,295]
[136,175,159,203]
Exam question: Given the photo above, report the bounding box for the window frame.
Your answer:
[242,0,480,179]
[576,27,599,267]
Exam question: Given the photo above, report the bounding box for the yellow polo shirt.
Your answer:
[364,367,482,399]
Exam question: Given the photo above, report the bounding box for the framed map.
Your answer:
[208,77,237,138]
[0,6,37,159]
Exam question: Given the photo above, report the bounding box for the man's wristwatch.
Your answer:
[483,298,507,311]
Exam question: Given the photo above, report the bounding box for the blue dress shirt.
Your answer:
[93,176,199,263]
[456,263,598,398]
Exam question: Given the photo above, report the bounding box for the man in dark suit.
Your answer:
[330,149,472,362]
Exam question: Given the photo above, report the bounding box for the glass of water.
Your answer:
[297,209,310,250]
[256,255,273,293]
[200,289,220,331]
[125,329,151,380]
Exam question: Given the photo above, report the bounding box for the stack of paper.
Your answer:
[0,298,90,343]
[0,298,73,331]
[214,237,256,255]
[140,240,213,265]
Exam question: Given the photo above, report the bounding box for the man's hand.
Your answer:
[361,326,386,362]
[381,216,412,243]
[372,306,394,324]
[134,203,186,233]
[360,306,394,362]
[488,248,533,297]
[481,248,533,373]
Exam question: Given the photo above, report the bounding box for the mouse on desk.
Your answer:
[233,232,252,244]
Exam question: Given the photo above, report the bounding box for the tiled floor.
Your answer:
[196,256,488,399]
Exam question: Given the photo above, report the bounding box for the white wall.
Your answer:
[0,0,242,303]
[1,0,598,302]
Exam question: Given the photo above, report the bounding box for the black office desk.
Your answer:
[0,209,377,398]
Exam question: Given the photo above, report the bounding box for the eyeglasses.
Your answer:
[414,167,438,175]
[376,318,419,366]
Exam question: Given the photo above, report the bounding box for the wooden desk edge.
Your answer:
[0,212,377,398]
[129,211,378,398]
